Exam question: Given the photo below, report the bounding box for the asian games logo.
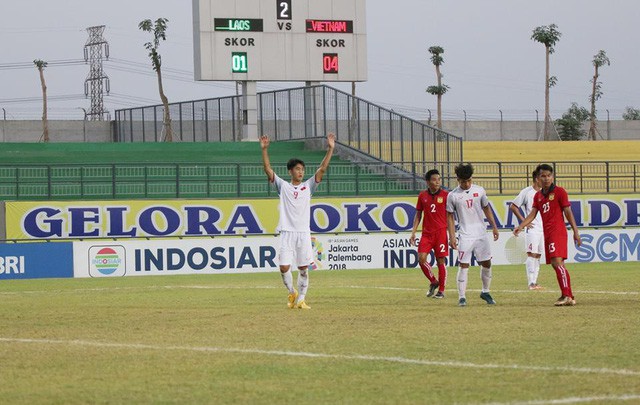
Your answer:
[89,246,126,277]
[310,237,324,270]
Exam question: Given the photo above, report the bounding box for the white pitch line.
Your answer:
[1,337,639,377]
[0,285,278,295]
[0,284,637,296]
[343,285,639,296]
[482,394,640,405]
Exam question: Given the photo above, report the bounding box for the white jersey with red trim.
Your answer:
[446,184,490,238]
[512,185,543,234]
[273,173,319,232]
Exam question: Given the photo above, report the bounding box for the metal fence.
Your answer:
[114,96,244,142]
[1,161,638,201]
[114,85,463,170]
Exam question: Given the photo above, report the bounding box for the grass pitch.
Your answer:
[1,262,639,404]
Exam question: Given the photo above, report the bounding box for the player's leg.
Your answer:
[435,257,447,297]
[433,228,449,297]
[294,233,313,309]
[279,232,298,308]
[527,231,544,289]
[417,237,439,296]
[551,258,574,306]
[545,233,574,306]
[475,236,496,305]
[525,254,536,288]
[456,237,473,306]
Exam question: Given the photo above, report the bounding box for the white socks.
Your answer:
[297,269,309,302]
[457,267,468,299]
[281,270,294,294]
[481,266,492,293]
[525,257,541,285]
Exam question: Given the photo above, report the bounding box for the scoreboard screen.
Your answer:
[193,0,367,82]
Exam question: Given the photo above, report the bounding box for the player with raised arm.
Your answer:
[446,163,500,307]
[261,133,335,310]
[410,169,450,298]
[514,164,582,306]
[510,169,544,290]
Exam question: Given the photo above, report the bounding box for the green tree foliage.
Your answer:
[556,103,589,141]
[139,18,173,142]
[622,106,640,120]
[531,24,561,141]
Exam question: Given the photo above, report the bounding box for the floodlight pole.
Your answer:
[241,81,258,141]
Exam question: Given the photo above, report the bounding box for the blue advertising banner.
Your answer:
[0,242,74,280]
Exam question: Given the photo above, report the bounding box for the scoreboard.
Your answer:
[193,0,367,82]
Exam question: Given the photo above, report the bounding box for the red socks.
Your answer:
[437,263,447,292]
[554,264,573,298]
[419,262,437,284]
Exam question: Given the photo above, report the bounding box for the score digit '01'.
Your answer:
[231,52,248,73]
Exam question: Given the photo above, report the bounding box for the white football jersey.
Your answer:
[446,183,491,238]
[273,173,319,232]
[512,185,543,234]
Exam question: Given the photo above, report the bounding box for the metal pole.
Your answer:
[463,110,467,141]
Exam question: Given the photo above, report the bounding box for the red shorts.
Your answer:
[543,230,568,264]
[418,228,449,258]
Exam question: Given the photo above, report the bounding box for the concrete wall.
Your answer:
[0,120,112,143]
[437,120,640,141]
[1,119,638,142]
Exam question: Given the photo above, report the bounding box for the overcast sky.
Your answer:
[1,0,639,120]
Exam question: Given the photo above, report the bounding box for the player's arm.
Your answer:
[410,210,422,247]
[447,211,457,250]
[482,204,500,241]
[513,207,538,236]
[260,135,275,182]
[509,203,525,223]
[315,133,336,183]
[563,205,582,246]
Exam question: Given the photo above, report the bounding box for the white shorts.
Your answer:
[525,230,544,255]
[457,234,492,264]
[279,231,313,268]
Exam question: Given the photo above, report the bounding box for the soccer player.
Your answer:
[260,132,335,310]
[446,163,500,307]
[510,169,544,290]
[514,164,582,307]
[410,169,450,298]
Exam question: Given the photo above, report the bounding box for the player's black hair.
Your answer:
[454,163,474,180]
[531,169,539,181]
[536,163,554,174]
[287,158,305,170]
[425,169,440,181]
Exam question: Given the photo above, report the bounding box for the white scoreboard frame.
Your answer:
[193,0,368,82]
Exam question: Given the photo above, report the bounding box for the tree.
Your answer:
[33,59,49,143]
[139,18,173,142]
[425,46,449,129]
[588,50,610,140]
[622,106,640,120]
[555,103,589,141]
[531,24,561,141]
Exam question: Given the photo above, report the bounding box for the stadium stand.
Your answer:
[0,141,407,200]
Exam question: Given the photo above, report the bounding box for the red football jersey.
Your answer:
[533,184,571,236]
[415,189,449,233]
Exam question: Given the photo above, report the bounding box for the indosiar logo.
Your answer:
[89,246,126,277]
